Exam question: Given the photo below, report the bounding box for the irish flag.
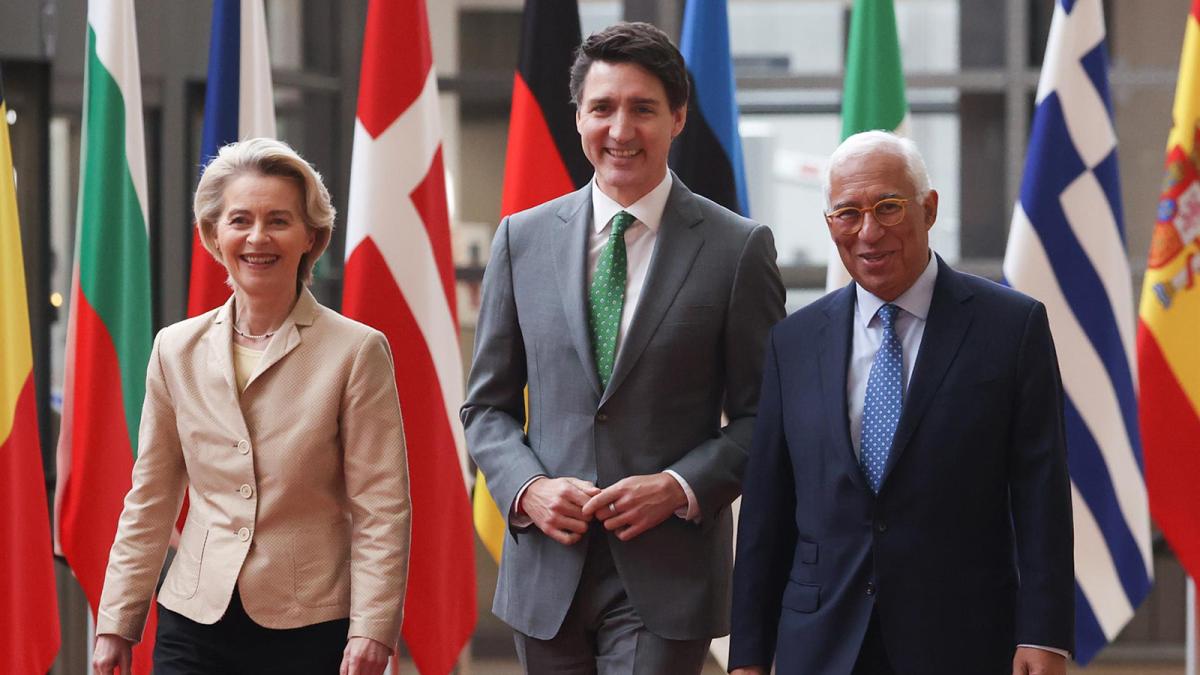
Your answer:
[54,0,156,670]
[1,66,61,674]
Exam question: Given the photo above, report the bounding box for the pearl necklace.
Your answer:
[232,323,275,341]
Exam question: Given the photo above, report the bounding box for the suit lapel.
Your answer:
[205,297,251,438]
[880,257,974,488]
[552,186,604,400]
[819,284,865,489]
[601,178,704,405]
[244,288,319,390]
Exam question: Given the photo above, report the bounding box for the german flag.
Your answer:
[474,0,588,562]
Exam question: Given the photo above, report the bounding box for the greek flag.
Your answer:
[1003,0,1153,664]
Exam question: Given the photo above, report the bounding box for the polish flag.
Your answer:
[342,1,476,672]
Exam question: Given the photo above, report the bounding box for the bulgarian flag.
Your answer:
[1140,0,1200,584]
[473,0,588,564]
[0,66,61,674]
[827,0,910,291]
[343,0,476,671]
[54,0,156,670]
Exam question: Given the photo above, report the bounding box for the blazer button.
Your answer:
[875,520,887,533]
[866,582,876,597]
[238,527,251,542]
[237,440,250,454]
[596,413,608,422]
[239,484,253,499]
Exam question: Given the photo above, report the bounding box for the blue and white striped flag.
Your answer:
[1003,0,1153,664]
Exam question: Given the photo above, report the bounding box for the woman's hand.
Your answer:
[92,634,133,675]
[339,636,391,675]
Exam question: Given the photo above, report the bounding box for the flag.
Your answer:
[0,66,61,674]
[54,1,158,671]
[1140,0,1200,586]
[670,0,749,217]
[472,0,589,564]
[828,0,910,291]
[187,0,275,316]
[1003,0,1152,663]
[342,0,476,671]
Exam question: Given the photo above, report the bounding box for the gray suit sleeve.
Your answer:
[666,223,786,520]
[460,217,548,525]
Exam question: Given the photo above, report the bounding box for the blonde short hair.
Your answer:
[194,138,335,287]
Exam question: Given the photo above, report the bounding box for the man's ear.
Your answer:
[923,189,939,229]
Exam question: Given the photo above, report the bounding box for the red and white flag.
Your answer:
[342,1,476,672]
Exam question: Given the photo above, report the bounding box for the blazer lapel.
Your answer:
[245,288,319,389]
[601,178,704,405]
[880,257,974,488]
[552,186,604,400]
[207,296,239,396]
[819,284,865,489]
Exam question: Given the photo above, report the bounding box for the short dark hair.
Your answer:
[569,22,689,112]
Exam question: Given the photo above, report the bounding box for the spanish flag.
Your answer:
[0,66,61,673]
[1139,0,1200,583]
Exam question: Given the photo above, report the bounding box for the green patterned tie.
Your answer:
[589,211,634,388]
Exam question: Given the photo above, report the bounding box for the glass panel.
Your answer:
[739,111,960,272]
[580,1,621,36]
[728,0,960,76]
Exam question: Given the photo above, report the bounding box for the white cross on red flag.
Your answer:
[343,1,476,671]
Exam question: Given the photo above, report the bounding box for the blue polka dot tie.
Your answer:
[861,303,903,493]
[589,211,633,388]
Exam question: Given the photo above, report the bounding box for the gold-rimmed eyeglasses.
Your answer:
[824,197,910,235]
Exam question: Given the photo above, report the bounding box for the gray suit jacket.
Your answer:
[462,176,785,641]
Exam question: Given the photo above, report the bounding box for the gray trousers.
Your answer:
[513,526,711,675]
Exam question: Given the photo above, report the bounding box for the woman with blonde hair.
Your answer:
[92,138,409,675]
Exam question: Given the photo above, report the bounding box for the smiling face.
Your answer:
[215,172,314,299]
[576,60,686,206]
[828,151,937,301]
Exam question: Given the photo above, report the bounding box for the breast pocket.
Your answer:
[292,519,351,608]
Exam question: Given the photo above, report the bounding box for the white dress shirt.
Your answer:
[513,172,701,524]
[846,251,1068,660]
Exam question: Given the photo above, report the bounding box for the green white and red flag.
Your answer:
[54,1,157,670]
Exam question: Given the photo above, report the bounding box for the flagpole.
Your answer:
[1188,577,1196,675]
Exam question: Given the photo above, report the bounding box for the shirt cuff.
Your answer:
[663,470,700,522]
[510,475,545,528]
[1018,644,1070,659]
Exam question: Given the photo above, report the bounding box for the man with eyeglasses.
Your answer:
[728,130,1074,675]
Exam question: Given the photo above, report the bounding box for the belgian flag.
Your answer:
[474,0,589,563]
[670,0,749,216]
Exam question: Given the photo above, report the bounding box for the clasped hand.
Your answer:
[520,473,688,544]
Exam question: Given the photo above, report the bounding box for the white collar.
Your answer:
[856,251,939,326]
[591,171,673,234]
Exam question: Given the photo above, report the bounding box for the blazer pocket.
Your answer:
[782,580,820,613]
[797,539,818,564]
[292,520,352,608]
[164,524,208,600]
[664,304,717,326]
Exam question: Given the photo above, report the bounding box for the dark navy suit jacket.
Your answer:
[729,257,1074,675]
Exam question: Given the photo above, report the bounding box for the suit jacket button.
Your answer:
[238,527,251,541]
[237,440,250,454]
[239,484,253,499]
[875,520,887,533]
[866,582,876,596]
[596,413,608,422]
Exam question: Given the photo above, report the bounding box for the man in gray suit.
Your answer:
[462,21,785,675]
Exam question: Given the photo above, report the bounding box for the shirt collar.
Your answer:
[591,171,673,234]
[855,251,939,326]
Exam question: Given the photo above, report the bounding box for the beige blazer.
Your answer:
[96,289,410,647]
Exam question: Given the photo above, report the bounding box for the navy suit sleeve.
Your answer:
[1009,301,1075,653]
[729,328,798,670]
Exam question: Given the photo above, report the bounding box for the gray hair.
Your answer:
[194,137,335,287]
[822,130,932,208]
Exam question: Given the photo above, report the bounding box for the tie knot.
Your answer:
[877,303,899,329]
[610,211,634,237]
